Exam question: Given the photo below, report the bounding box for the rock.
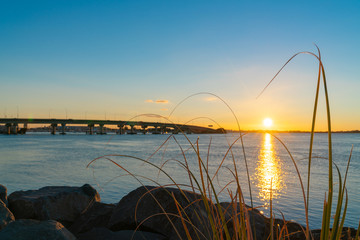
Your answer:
[0,219,76,240]
[308,228,358,240]
[77,227,167,240]
[249,210,268,239]
[0,184,7,207]
[219,202,310,240]
[8,184,100,227]
[108,186,212,239]
[268,218,306,240]
[220,202,266,240]
[0,199,14,230]
[69,201,115,235]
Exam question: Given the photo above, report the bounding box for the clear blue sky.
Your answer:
[1,1,359,130]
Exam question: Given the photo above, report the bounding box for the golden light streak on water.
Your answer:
[256,133,285,207]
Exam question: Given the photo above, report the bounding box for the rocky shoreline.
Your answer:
[0,184,356,240]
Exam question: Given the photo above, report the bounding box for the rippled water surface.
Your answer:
[0,132,359,228]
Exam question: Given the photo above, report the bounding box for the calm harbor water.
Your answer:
[0,132,359,229]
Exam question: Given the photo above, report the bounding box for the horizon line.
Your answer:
[228,129,360,133]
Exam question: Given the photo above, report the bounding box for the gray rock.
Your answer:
[69,201,115,235]
[0,199,14,230]
[77,227,167,240]
[108,186,212,240]
[270,218,306,240]
[0,184,7,207]
[220,202,266,240]
[303,227,357,240]
[8,184,100,227]
[0,219,76,240]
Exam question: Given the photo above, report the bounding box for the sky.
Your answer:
[1,0,360,131]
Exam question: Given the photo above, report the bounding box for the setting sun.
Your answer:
[263,118,273,128]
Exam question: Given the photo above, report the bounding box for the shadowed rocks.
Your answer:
[8,184,100,227]
[0,183,357,240]
[108,186,212,240]
[0,199,14,230]
[69,202,116,235]
[0,184,7,207]
[0,219,76,240]
[77,227,167,240]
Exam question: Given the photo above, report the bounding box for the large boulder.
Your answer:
[108,186,212,240]
[220,202,266,239]
[271,218,306,240]
[0,219,76,240]
[69,202,116,236]
[8,184,100,227]
[220,201,308,240]
[77,227,167,240]
[308,228,358,240]
[0,199,14,230]
[0,184,7,207]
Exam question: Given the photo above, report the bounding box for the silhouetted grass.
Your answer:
[89,46,358,239]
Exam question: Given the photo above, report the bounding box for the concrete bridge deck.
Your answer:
[0,118,221,135]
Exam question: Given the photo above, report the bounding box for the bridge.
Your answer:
[0,118,222,135]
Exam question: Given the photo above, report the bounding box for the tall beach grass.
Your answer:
[89,47,359,239]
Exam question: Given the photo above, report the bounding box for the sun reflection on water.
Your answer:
[256,133,285,206]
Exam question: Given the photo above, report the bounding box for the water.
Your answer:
[0,132,359,229]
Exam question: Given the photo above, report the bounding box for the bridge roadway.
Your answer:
[0,118,218,135]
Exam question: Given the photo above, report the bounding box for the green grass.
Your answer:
[89,46,359,239]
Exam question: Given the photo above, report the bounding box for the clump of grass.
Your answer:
[89,46,358,239]
[258,45,356,240]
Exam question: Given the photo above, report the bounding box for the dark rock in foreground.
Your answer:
[108,186,212,240]
[0,199,14,230]
[0,219,76,240]
[77,227,167,240]
[1,184,357,240]
[8,184,100,227]
[220,202,267,239]
[69,201,116,236]
[308,228,358,240]
[0,184,7,207]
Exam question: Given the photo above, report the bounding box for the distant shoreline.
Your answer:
[228,130,360,134]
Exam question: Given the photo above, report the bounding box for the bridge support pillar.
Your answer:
[13,124,19,134]
[152,126,159,134]
[60,123,66,135]
[88,124,94,135]
[117,124,124,135]
[141,125,147,134]
[5,123,11,135]
[51,123,57,135]
[130,125,135,134]
[172,128,179,134]
[98,124,105,135]
[6,123,19,134]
